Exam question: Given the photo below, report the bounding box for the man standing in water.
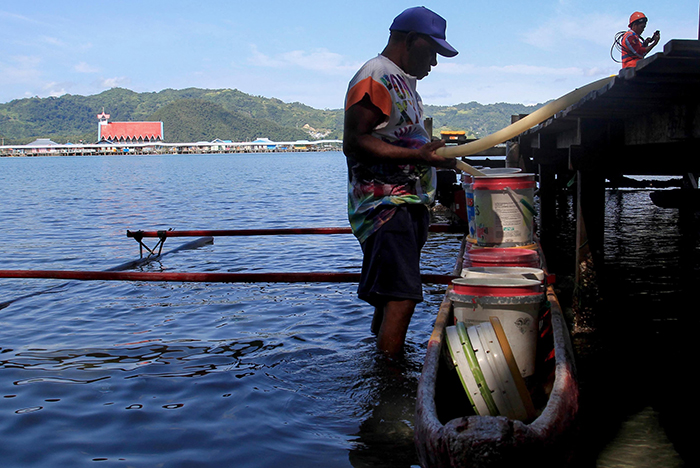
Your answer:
[343,6,458,357]
[621,11,660,68]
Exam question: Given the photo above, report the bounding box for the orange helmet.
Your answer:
[629,11,647,27]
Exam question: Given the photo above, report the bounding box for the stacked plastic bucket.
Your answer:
[446,168,544,421]
[462,168,535,248]
[446,318,536,421]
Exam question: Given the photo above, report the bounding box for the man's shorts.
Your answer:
[357,204,429,306]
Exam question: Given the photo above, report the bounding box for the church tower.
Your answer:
[97,108,111,142]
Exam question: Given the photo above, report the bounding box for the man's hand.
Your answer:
[418,139,457,169]
[644,30,660,48]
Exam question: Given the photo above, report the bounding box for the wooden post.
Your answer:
[567,115,621,333]
[529,129,559,264]
[507,114,528,170]
[572,166,606,333]
[538,163,557,262]
[506,141,520,169]
[424,117,434,140]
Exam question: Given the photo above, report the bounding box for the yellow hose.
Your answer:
[437,76,616,162]
[455,159,486,175]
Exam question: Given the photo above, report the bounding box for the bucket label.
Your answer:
[466,192,475,238]
[475,189,533,246]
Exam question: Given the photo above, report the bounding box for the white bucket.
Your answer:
[480,168,522,175]
[476,321,535,420]
[473,173,536,247]
[448,277,543,377]
[445,323,494,416]
[461,266,545,282]
[467,325,514,417]
[445,321,535,421]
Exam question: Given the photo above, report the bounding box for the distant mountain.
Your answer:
[148,99,310,143]
[0,87,545,145]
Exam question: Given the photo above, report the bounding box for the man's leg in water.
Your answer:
[376,299,416,356]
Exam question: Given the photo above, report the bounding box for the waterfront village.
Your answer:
[0,110,343,156]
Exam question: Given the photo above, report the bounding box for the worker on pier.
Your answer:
[621,11,660,68]
[343,6,458,357]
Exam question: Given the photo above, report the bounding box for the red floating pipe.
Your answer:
[0,270,457,284]
[126,224,461,238]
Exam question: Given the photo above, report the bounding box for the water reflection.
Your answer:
[559,189,700,468]
[2,339,278,377]
[348,353,422,468]
[346,291,450,468]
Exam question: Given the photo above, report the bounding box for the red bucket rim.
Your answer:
[467,248,539,262]
[452,277,543,296]
[473,172,534,179]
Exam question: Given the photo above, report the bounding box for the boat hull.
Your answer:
[650,189,700,209]
[414,242,579,468]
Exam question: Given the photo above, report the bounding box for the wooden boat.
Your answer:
[650,189,700,210]
[414,237,579,468]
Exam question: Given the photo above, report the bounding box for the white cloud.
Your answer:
[489,64,582,76]
[434,62,478,74]
[75,62,100,73]
[247,44,361,74]
[43,82,67,97]
[522,12,623,49]
[437,61,588,77]
[101,77,130,88]
[39,35,66,47]
[0,55,42,85]
[0,10,44,25]
[248,44,281,67]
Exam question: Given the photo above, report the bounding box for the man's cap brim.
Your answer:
[431,37,458,57]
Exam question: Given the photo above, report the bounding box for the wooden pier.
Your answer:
[510,39,700,331]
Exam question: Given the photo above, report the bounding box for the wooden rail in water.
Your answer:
[0,270,457,285]
[126,224,463,239]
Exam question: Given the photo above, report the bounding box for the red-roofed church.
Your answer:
[97,110,164,143]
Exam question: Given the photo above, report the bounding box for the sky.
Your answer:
[1,1,698,109]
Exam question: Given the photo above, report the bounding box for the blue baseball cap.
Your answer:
[390,6,458,57]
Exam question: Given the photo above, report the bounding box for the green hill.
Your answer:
[426,102,545,139]
[0,87,545,145]
[148,99,309,142]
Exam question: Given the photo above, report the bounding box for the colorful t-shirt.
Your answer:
[344,54,436,244]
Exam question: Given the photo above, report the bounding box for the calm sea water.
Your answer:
[0,153,460,468]
[0,153,697,467]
